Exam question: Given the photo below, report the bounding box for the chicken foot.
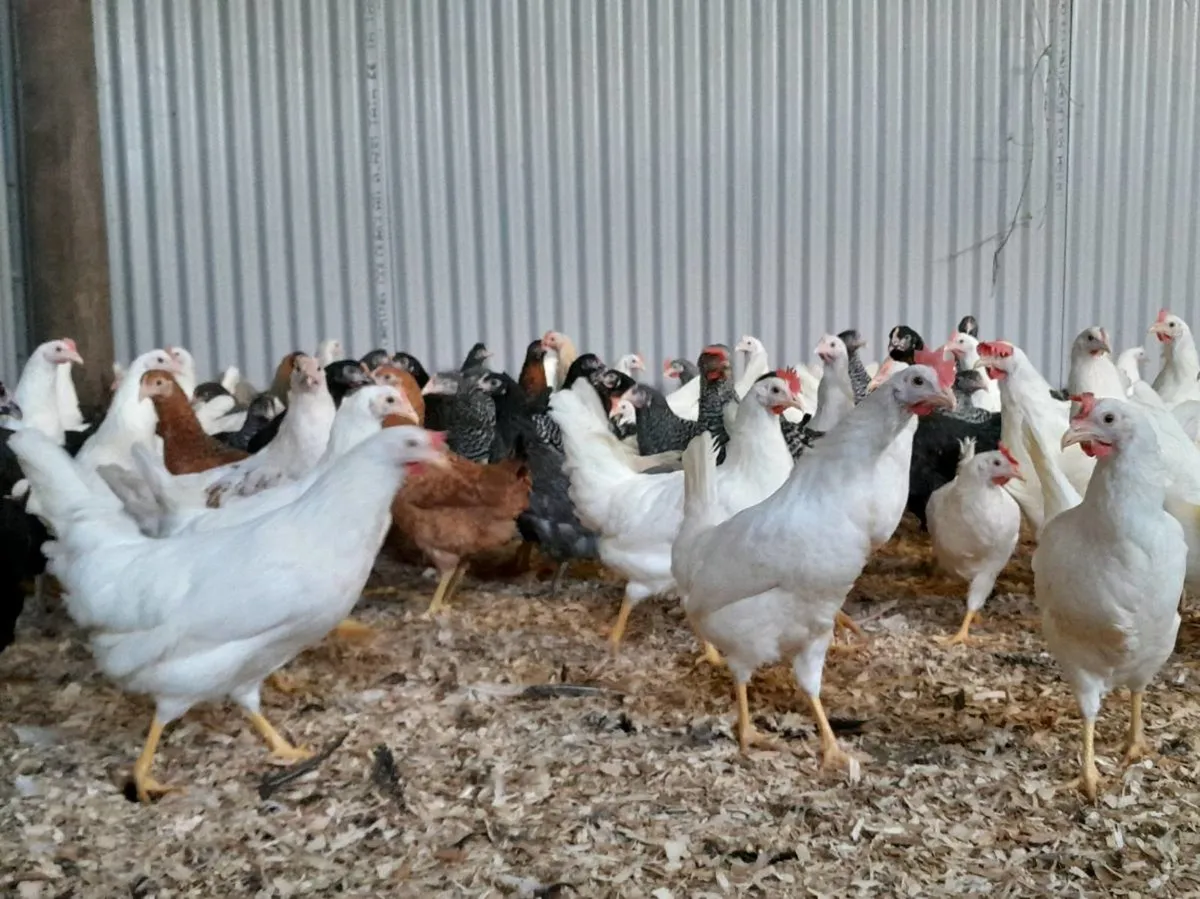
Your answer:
[332,618,377,641]
[131,716,181,804]
[804,691,856,774]
[1123,691,1150,765]
[735,683,784,753]
[246,711,314,762]
[936,609,978,646]
[548,560,570,598]
[424,560,468,617]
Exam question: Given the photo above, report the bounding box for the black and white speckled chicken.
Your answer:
[429,372,496,463]
[838,329,871,403]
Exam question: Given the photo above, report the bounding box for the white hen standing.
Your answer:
[672,366,955,766]
[1026,393,1185,802]
[11,425,446,802]
[926,439,1022,645]
[1149,310,1200,406]
[976,340,1095,534]
[552,372,800,651]
[1066,327,1125,399]
[8,339,84,443]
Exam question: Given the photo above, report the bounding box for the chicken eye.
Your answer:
[913,376,926,386]
[1103,413,1115,424]
[385,396,395,404]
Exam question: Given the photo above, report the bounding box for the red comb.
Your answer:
[775,367,802,395]
[63,338,77,352]
[702,344,729,360]
[1069,392,1097,421]
[913,348,956,389]
[1157,308,1169,324]
[662,359,674,375]
[997,442,1020,469]
[977,340,1014,358]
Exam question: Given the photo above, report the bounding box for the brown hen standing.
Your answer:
[386,453,531,616]
[373,364,425,425]
[140,371,250,474]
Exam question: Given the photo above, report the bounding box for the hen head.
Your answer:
[888,363,956,416]
[1072,326,1112,359]
[1149,309,1189,344]
[734,335,764,355]
[1063,392,1141,458]
[837,329,866,353]
[290,354,325,393]
[750,370,803,416]
[616,353,645,375]
[815,333,848,366]
[888,325,925,362]
[39,338,84,367]
[957,314,979,338]
[138,369,180,403]
[698,345,732,382]
[978,443,1024,486]
[975,340,1020,380]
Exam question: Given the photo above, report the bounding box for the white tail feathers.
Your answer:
[1020,420,1082,536]
[681,431,719,523]
[956,437,977,470]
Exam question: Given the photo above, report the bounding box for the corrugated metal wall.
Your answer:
[0,0,25,387]
[92,0,1200,385]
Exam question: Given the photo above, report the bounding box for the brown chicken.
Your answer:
[140,371,249,474]
[385,451,531,615]
[373,364,425,425]
[518,339,550,402]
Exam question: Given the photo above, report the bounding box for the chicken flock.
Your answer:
[0,309,1198,805]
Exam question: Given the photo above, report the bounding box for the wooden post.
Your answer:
[14,0,113,418]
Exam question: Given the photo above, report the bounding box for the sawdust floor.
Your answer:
[4,518,1200,898]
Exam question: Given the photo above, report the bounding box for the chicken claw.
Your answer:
[833,610,866,641]
[697,641,724,667]
[332,618,377,641]
[1070,717,1102,803]
[424,561,468,617]
[266,671,303,695]
[247,712,314,762]
[804,692,859,778]
[130,716,181,804]
[734,683,784,754]
[935,610,978,647]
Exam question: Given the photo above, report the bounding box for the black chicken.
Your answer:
[360,348,392,371]
[888,325,926,364]
[438,373,497,463]
[214,393,284,452]
[907,368,1002,529]
[957,314,979,338]
[663,357,699,387]
[486,372,599,594]
[459,342,492,377]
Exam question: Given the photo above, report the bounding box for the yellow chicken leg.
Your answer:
[608,597,634,653]
[247,712,313,762]
[1075,717,1101,802]
[131,716,180,803]
[735,682,782,753]
[1123,691,1150,765]
[936,609,977,646]
[443,561,469,606]
[834,610,865,639]
[804,691,855,773]
[424,562,466,617]
[332,617,377,641]
[698,641,724,667]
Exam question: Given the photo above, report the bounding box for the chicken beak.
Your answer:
[1007,465,1025,482]
[1061,423,1100,450]
[929,388,957,411]
[65,349,84,365]
[785,394,806,410]
[1149,322,1171,337]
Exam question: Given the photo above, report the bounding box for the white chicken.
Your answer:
[671,365,955,764]
[551,372,800,651]
[103,384,416,538]
[943,332,1001,412]
[1065,327,1125,399]
[315,338,344,367]
[807,335,856,432]
[976,339,1095,534]
[1024,393,1185,802]
[926,438,1022,644]
[615,353,645,380]
[11,424,446,802]
[167,346,198,399]
[55,356,87,434]
[1149,309,1200,406]
[1116,346,1147,390]
[733,336,771,398]
[6,339,85,443]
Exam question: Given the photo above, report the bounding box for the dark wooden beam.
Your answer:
[14,0,113,418]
